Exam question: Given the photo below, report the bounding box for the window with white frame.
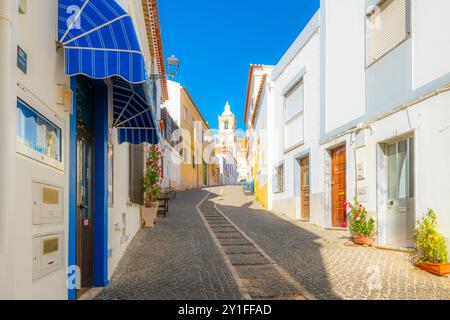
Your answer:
[284,80,304,151]
[16,98,62,167]
[274,164,285,193]
[366,0,411,65]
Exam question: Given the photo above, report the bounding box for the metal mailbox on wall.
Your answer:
[33,233,64,280]
[32,182,63,225]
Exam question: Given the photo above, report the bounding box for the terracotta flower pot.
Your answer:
[353,235,375,246]
[418,262,450,276]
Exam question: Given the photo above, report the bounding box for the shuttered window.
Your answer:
[367,0,411,65]
[284,81,304,150]
[273,164,285,193]
[129,144,144,205]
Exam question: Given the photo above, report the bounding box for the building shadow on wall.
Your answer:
[205,188,342,300]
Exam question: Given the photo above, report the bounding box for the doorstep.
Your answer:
[79,287,104,300]
[325,227,348,231]
[376,245,417,254]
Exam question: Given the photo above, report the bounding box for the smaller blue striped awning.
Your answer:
[58,0,160,145]
[112,77,159,145]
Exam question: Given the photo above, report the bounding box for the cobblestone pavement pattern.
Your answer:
[213,186,450,300]
[98,186,450,300]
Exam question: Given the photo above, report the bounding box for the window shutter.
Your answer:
[368,0,410,64]
[285,82,304,121]
[284,81,305,150]
[129,144,144,204]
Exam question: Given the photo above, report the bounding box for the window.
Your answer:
[16,98,62,164]
[387,138,414,200]
[366,0,411,65]
[284,80,304,150]
[225,121,229,130]
[129,144,144,204]
[108,141,114,207]
[274,164,285,193]
[183,106,188,121]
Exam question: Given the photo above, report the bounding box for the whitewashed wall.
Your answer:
[270,21,321,221]
[107,131,141,279]
[317,0,450,243]
[412,0,450,89]
[12,0,70,299]
[320,0,366,135]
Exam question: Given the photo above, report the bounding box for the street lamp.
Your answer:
[149,55,180,82]
[166,55,179,78]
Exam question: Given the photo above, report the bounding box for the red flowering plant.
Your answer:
[143,145,162,207]
[344,198,376,238]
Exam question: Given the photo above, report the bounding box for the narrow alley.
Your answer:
[98,186,450,300]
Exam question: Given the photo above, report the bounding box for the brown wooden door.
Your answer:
[332,146,346,227]
[300,157,310,220]
[76,129,94,298]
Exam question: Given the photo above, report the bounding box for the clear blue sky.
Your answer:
[158,0,320,130]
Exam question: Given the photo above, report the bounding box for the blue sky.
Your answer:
[158,0,320,130]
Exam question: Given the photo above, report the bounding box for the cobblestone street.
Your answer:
[98,186,450,300]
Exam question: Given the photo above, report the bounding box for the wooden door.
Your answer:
[332,146,346,227]
[300,157,310,220]
[76,130,94,298]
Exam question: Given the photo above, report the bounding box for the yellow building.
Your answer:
[179,87,215,190]
[244,65,274,208]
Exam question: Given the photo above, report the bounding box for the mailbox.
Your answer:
[33,232,64,280]
[32,182,63,225]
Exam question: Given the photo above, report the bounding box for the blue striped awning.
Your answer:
[58,0,146,83]
[58,0,160,144]
[112,77,159,145]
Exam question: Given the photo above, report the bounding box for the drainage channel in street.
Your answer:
[196,192,314,300]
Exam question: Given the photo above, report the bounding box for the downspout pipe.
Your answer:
[0,0,16,299]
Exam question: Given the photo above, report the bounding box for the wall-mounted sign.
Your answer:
[17,46,27,74]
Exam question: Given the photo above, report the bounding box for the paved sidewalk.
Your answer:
[211,186,450,300]
[96,189,241,300]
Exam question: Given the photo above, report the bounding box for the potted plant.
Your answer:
[142,145,162,228]
[345,199,376,246]
[415,209,450,276]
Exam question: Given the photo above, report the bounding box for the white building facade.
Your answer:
[270,14,321,220]
[0,0,167,300]
[249,0,450,252]
[316,0,450,249]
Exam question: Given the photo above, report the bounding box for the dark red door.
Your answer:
[76,130,94,298]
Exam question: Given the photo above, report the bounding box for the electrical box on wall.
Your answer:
[357,162,366,180]
[32,182,63,225]
[33,233,64,280]
[57,83,72,112]
[357,187,369,203]
[355,130,367,149]
[18,0,28,14]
